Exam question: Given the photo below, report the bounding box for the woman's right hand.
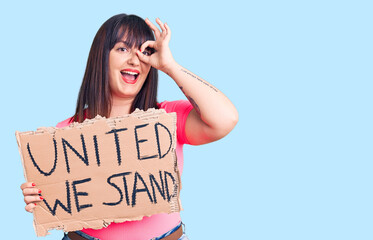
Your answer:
[20,182,43,213]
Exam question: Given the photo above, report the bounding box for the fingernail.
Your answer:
[32,183,36,187]
[34,203,37,206]
[40,196,43,200]
[38,189,42,194]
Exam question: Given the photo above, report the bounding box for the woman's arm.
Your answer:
[137,18,238,145]
[164,63,238,145]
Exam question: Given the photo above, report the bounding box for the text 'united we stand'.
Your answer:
[16,110,182,236]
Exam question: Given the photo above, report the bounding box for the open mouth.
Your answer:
[120,70,139,84]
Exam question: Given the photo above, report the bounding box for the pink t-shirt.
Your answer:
[56,100,193,240]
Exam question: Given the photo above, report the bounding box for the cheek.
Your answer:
[108,68,116,89]
[108,76,116,95]
[141,62,151,73]
[108,57,115,80]
[108,50,124,71]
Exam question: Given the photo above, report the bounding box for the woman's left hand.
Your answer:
[136,18,176,73]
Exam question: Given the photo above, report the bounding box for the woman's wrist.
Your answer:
[161,60,180,77]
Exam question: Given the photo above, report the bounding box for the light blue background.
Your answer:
[1,0,372,239]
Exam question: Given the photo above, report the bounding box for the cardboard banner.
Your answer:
[15,109,182,237]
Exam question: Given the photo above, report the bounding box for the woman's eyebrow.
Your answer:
[118,40,131,46]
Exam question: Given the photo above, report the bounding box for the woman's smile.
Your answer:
[120,68,140,84]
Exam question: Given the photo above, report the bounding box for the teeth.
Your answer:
[121,71,138,75]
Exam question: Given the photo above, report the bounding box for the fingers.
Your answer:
[156,18,166,33]
[138,40,155,64]
[164,23,171,42]
[20,182,35,191]
[21,182,43,213]
[136,49,151,64]
[139,40,155,53]
[164,22,171,35]
[25,203,37,213]
[21,182,41,196]
[145,18,161,38]
[24,195,43,204]
[145,18,169,39]
[23,187,41,196]
[24,195,43,213]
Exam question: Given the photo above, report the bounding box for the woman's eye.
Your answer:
[118,47,128,52]
[142,51,151,56]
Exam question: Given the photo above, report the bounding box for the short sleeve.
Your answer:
[159,100,193,145]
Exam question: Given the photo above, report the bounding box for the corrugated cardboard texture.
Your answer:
[15,109,181,237]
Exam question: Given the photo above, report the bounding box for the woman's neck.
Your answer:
[109,96,134,118]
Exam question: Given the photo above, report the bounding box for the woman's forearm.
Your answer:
[164,62,239,135]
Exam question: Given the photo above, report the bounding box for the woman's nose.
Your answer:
[127,50,140,66]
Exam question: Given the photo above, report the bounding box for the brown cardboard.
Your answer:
[15,109,182,237]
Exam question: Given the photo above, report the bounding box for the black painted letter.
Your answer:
[106,128,128,166]
[43,180,72,215]
[135,124,158,160]
[103,172,132,206]
[164,171,177,202]
[154,123,172,159]
[132,172,153,207]
[149,171,166,203]
[93,135,101,167]
[62,134,89,173]
[72,178,93,212]
[27,138,58,176]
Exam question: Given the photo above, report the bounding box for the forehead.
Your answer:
[114,26,149,49]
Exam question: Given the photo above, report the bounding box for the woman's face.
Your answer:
[108,37,151,101]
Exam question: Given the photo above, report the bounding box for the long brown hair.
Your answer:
[72,14,159,123]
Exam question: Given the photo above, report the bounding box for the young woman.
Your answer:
[20,14,238,240]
